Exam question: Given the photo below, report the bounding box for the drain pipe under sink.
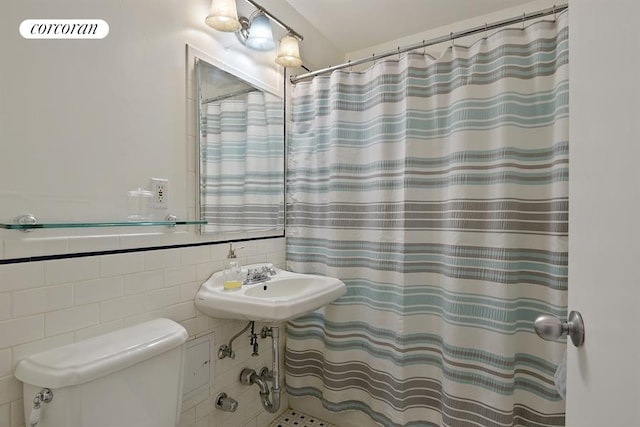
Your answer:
[240,326,281,413]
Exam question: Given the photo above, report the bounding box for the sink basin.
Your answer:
[194,264,346,322]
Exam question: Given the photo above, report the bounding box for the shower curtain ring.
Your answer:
[484,23,488,39]
[422,40,426,55]
[522,12,526,29]
[450,32,454,48]
[553,5,557,21]
[397,46,401,60]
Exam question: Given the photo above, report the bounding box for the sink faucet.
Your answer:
[244,265,277,285]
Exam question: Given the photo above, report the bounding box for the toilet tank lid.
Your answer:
[15,318,188,389]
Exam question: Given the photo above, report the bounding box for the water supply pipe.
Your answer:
[239,325,281,413]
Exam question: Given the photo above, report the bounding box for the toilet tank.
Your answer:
[15,318,188,427]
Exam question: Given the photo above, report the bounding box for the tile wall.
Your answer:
[0,236,287,427]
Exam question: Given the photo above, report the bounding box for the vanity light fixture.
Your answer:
[239,11,276,51]
[275,34,302,67]
[205,0,241,32]
[205,0,303,67]
[244,12,275,51]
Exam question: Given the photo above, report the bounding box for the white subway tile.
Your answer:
[144,248,180,271]
[10,398,23,427]
[12,284,73,318]
[12,333,74,371]
[99,294,146,323]
[196,261,219,281]
[178,407,195,427]
[180,282,200,302]
[164,265,197,287]
[0,315,43,349]
[3,237,69,259]
[180,315,210,338]
[0,294,9,321]
[74,277,123,305]
[100,252,145,277]
[256,237,285,254]
[159,232,193,247]
[68,235,120,253]
[44,258,99,285]
[195,398,210,421]
[0,349,10,377]
[123,311,164,328]
[211,362,235,393]
[145,287,181,311]
[0,263,44,292]
[45,305,99,336]
[211,243,231,261]
[180,246,211,266]
[181,388,209,412]
[215,406,245,427]
[123,270,163,295]
[164,301,197,323]
[0,241,288,426]
[119,233,163,250]
[74,319,123,342]
[240,241,257,257]
[0,376,21,406]
[245,254,268,265]
[0,403,8,427]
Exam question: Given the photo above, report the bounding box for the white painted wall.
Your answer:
[1,0,277,224]
[0,0,342,261]
[567,1,640,425]
[0,1,341,426]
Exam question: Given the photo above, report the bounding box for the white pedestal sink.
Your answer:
[194,263,346,322]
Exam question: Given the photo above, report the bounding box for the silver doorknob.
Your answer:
[534,310,585,347]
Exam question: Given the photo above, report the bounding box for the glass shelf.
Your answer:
[1,218,207,231]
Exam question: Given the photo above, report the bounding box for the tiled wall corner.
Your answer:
[0,237,286,427]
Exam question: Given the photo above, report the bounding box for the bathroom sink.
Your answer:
[194,264,346,322]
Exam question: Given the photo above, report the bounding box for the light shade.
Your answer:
[245,14,276,51]
[275,34,302,67]
[205,0,241,32]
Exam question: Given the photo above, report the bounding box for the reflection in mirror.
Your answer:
[196,59,285,237]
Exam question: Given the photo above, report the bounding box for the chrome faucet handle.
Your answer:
[261,265,277,275]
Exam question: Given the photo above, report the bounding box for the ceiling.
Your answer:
[285,0,539,55]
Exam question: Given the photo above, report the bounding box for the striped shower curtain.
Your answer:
[201,91,284,232]
[286,12,568,427]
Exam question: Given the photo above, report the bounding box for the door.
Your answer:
[567,1,640,425]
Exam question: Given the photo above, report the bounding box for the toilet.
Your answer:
[14,318,188,427]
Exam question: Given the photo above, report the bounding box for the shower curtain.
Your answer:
[201,91,284,232]
[286,12,568,427]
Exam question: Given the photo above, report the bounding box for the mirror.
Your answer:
[196,59,285,238]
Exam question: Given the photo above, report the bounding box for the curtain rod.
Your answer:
[290,4,567,84]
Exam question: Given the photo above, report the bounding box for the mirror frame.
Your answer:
[194,55,286,241]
